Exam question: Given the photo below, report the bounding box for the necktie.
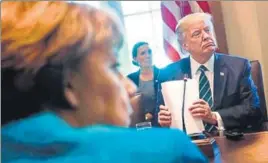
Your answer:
[198,65,216,132]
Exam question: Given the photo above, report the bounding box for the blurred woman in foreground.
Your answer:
[1,2,207,163]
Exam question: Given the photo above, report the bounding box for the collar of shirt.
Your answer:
[190,54,215,77]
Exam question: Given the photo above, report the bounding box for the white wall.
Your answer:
[118,41,136,76]
[221,1,268,115]
[100,1,135,76]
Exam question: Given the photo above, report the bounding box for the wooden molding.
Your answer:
[208,1,229,54]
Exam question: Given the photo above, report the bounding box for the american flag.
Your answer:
[161,1,211,62]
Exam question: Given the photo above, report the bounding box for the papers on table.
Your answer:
[161,79,205,135]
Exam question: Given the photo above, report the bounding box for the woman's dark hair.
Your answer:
[2,69,42,125]
[1,64,70,125]
[131,41,148,66]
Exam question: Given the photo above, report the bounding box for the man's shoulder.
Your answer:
[162,57,188,71]
[127,70,139,80]
[158,57,189,81]
[216,53,249,65]
[216,53,251,72]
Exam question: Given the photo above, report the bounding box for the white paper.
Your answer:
[161,79,205,135]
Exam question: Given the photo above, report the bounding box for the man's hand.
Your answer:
[158,105,171,127]
[189,99,217,125]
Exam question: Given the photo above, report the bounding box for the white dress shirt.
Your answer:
[190,55,225,130]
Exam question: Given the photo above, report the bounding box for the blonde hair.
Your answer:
[1,1,123,71]
[175,12,218,55]
[1,1,124,124]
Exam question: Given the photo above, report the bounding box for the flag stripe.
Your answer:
[161,2,181,23]
[162,23,180,54]
[196,1,211,13]
[178,1,192,17]
[163,39,181,61]
[161,5,178,33]
[189,1,204,13]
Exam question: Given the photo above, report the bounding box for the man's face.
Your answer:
[68,44,137,127]
[182,20,217,60]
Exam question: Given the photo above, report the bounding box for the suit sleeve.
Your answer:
[217,60,262,130]
[153,69,167,127]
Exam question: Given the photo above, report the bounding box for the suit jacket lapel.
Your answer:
[213,54,228,111]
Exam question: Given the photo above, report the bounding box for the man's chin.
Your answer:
[203,47,216,54]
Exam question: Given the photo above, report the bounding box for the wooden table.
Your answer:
[210,131,268,163]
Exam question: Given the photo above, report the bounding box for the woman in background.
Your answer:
[127,42,160,126]
[1,2,207,163]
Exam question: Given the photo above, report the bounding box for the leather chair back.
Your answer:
[250,60,267,121]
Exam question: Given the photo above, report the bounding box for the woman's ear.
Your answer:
[132,57,139,66]
[64,84,78,108]
[132,60,139,66]
[64,71,79,108]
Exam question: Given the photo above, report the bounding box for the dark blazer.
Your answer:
[127,66,160,125]
[155,53,263,131]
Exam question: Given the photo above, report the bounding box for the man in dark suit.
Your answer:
[156,13,262,132]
